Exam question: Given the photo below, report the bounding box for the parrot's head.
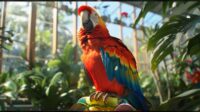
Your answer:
[78,5,109,38]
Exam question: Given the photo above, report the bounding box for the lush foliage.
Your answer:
[0,42,93,111]
[135,1,200,110]
[0,27,13,50]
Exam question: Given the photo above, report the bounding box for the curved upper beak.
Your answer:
[80,11,93,32]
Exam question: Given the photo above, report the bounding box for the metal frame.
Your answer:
[132,5,139,69]
[26,2,37,69]
[119,2,123,40]
[52,2,58,55]
[73,1,78,63]
[0,2,7,73]
[123,1,163,15]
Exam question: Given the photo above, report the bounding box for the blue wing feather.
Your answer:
[100,48,140,91]
[100,47,148,111]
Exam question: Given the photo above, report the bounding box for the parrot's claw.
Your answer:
[89,91,119,104]
[89,91,103,101]
[89,92,97,101]
[96,92,104,100]
[93,91,102,100]
[102,93,108,104]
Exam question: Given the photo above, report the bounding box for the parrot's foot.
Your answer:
[89,91,119,104]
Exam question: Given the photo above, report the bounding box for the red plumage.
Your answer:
[78,5,93,15]
[78,24,137,96]
[78,6,148,110]
[78,5,137,96]
[82,47,125,96]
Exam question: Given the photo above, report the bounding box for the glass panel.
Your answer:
[3,2,29,73]
[106,23,120,38]
[123,26,134,52]
[57,2,73,51]
[35,3,53,63]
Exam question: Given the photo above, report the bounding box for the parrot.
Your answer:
[77,5,149,111]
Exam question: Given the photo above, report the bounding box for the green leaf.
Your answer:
[60,92,67,98]
[3,92,17,100]
[156,89,200,110]
[187,1,200,11]
[147,14,200,71]
[0,100,5,111]
[46,72,63,96]
[176,88,200,98]
[0,73,10,83]
[187,33,200,56]
[19,84,28,92]
[47,59,61,68]
[49,72,63,86]
[41,78,47,88]
[29,74,44,83]
[147,17,177,51]
[161,1,175,17]
[2,80,17,92]
[151,45,174,71]
[162,2,168,17]
[133,2,155,28]
[148,14,200,51]
[150,34,175,71]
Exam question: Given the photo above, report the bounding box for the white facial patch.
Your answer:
[80,11,89,24]
[90,11,99,27]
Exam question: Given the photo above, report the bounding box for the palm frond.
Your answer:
[148,14,200,71]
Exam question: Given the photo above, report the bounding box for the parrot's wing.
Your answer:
[100,37,149,110]
[100,37,142,94]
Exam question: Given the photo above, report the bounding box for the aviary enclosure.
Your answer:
[0,1,199,111]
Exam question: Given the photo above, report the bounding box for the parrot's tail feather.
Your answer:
[124,91,149,111]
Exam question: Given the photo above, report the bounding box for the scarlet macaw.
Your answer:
[78,5,149,111]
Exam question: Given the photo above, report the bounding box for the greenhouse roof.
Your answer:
[123,1,163,15]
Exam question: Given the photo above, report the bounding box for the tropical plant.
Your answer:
[134,1,200,110]
[0,27,13,50]
[0,41,92,111]
[155,88,200,111]
[134,1,200,71]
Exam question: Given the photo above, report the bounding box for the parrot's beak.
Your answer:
[80,11,93,32]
